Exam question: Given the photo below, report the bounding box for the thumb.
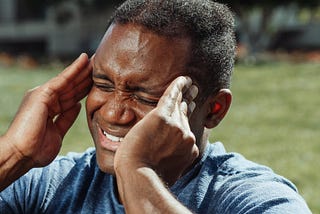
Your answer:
[54,103,82,138]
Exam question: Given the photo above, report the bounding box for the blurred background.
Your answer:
[1,0,320,62]
[0,0,319,213]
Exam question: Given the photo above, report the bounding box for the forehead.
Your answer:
[94,23,192,83]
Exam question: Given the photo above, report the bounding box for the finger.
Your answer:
[179,100,192,132]
[41,55,92,116]
[191,144,200,160]
[40,76,91,118]
[180,101,196,121]
[57,59,93,93]
[54,102,82,138]
[182,84,198,105]
[188,101,196,117]
[45,53,91,94]
[90,53,96,61]
[57,83,91,113]
[158,76,192,114]
[178,102,196,140]
[180,101,188,116]
[59,73,92,103]
[179,101,196,137]
[59,53,90,85]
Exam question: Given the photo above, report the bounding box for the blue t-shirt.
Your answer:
[0,142,311,213]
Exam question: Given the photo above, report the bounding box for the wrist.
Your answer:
[115,164,191,214]
[0,134,35,173]
[114,158,152,203]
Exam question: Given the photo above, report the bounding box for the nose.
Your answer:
[100,93,136,126]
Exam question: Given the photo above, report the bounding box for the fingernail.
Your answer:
[190,85,198,100]
[73,53,83,64]
[185,76,192,82]
[77,53,84,59]
[189,101,196,113]
[78,53,88,61]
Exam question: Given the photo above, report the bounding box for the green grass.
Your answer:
[213,62,320,213]
[1,62,319,213]
[0,65,93,154]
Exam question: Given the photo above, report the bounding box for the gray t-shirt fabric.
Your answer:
[0,142,311,213]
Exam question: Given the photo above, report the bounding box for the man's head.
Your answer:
[86,0,235,174]
[112,0,235,99]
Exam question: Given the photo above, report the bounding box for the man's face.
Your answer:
[86,23,207,174]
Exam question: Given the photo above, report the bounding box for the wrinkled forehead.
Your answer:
[95,23,192,75]
[96,23,191,57]
[93,23,196,91]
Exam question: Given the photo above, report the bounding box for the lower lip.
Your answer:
[98,128,121,152]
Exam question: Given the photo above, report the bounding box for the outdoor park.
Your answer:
[0,0,320,213]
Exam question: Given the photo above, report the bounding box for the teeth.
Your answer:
[103,131,124,142]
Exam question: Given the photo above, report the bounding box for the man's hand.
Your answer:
[114,76,198,213]
[2,53,92,168]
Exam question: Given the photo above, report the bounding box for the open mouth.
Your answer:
[102,129,124,143]
[97,127,125,152]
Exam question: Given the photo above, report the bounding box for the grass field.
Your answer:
[0,62,319,213]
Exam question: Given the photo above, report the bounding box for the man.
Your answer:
[0,0,311,213]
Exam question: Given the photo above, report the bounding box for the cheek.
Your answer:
[132,104,155,120]
[86,89,107,116]
[85,89,105,134]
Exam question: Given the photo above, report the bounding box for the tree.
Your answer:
[219,0,320,55]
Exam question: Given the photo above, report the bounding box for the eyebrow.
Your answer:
[93,73,110,80]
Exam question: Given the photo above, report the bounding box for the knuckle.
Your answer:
[24,89,34,97]
[184,134,196,146]
[192,146,200,159]
[24,86,42,99]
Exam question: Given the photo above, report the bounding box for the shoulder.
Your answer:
[202,143,311,213]
[0,148,97,213]
[34,147,97,190]
[54,147,96,169]
[36,147,96,180]
[6,147,96,189]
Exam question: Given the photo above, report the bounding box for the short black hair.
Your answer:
[111,0,235,98]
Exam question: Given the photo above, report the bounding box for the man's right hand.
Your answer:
[0,53,92,184]
[114,76,199,213]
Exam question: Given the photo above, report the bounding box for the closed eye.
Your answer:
[132,94,159,106]
[94,82,114,92]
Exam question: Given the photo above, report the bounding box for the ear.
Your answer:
[204,89,232,129]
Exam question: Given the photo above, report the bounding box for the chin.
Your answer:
[96,150,116,175]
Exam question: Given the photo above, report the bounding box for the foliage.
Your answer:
[218,0,320,54]
[46,0,120,11]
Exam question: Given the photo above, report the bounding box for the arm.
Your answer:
[114,76,198,213]
[0,53,92,191]
[116,166,192,213]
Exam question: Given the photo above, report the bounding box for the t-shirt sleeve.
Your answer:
[172,144,312,214]
[0,155,77,213]
[197,149,311,214]
[0,167,46,213]
[210,171,311,214]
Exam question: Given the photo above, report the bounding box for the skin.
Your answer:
[87,23,232,213]
[87,23,200,175]
[0,53,93,191]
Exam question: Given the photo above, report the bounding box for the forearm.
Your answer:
[116,166,192,214]
[0,135,34,191]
